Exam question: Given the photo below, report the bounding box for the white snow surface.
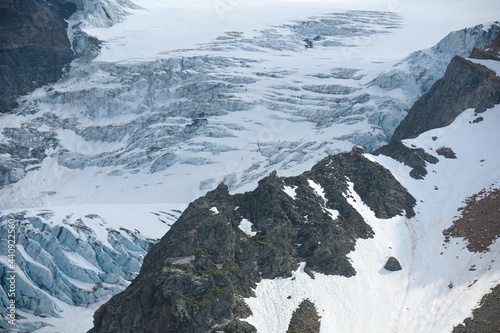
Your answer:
[244,104,500,332]
[1,10,498,210]
[84,0,500,63]
[283,185,297,199]
[239,218,257,237]
[308,179,340,220]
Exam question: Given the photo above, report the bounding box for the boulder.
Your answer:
[351,145,365,154]
[384,257,402,271]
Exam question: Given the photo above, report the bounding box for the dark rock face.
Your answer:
[0,0,75,113]
[453,284,500,333]
[391,55,500,142]
[90,153,415,333]
[373,141,439,180]
[376,34,500,181]
[0,0,74,185]
[384,257,402,271]
[286,299,321,333]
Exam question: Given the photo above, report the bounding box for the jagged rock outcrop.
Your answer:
[90,153,415,333]
[373,141,439,179]
[286,299,321,333]
[391,54,500,142]
[0,0,75,113]
[436,147,456,159]
[375,33,500,180]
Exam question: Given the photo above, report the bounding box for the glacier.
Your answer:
[0,11,498,209]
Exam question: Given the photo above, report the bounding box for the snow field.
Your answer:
[83,0,500,64]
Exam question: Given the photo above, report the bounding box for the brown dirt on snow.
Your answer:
[443,188,500,252]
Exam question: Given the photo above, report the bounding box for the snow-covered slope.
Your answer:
[244,101,500,333]
[82,0,500,63]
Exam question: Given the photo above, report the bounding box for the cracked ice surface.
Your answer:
[0,14,498,209]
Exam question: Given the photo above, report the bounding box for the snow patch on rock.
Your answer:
[239,218,257,237]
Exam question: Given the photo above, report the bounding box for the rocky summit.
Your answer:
[391,55,500,142]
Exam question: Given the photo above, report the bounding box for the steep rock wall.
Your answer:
[0,0,75,113]
[391,55,500,142]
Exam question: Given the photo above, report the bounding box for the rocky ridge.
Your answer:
[89,153,415,332]
[373,141,439,179]
[375,33,500,179]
